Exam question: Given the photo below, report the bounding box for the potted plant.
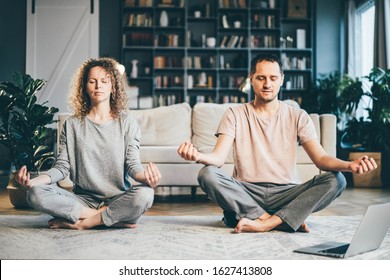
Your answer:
[339,67,390,187]
[303,71,356,128]
[0,72,59,208]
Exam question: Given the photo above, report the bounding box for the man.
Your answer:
[177,54,377,233]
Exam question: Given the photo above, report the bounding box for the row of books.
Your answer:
[252,14,276,29]
[155,94,246,107]
[284,74,306,90]
[221,95,247,104]
[125,13,153,27]
[220,35,246,48]
[281,53,310,70]
[154,56,183,68]
[124,0,153,7]
[124,0,184,8]
[219,0,247,8]
[157,94,182,107]
[123,33,153,46]
[185,56,216,69]
[155,75,184,88]
[250,34,277,48]
[220,75,246,88]
[154,34,181,47]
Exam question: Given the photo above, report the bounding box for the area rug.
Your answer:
[0,214,389,260]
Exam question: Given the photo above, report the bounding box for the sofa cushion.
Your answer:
[192,102,240,150]
[192,103,240,163]
[139,146,190,163]
[130,102,192,145]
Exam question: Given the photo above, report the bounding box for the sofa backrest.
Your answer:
[191,102,241,155]
[191,100,321,150]
[129,102,192,145]
[57,101,333,155]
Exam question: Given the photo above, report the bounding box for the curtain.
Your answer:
[346,0,360,78]
[374,0,390,69]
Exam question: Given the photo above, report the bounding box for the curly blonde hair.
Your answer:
[68,57,128,119]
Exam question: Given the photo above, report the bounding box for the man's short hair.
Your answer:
[250,53,283,75]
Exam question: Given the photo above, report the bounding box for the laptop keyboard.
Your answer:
[320,244,349,254]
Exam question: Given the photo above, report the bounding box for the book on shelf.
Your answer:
[220,36,228,48]
[220,0,243,8]
[124,0,136,7]
[227,35,238,48]
[296,29,306,49]
[130,13,153,27]
[238,0,246,8]
[237,36,244,48]
[139,0,153,7]
[125,32,153,46]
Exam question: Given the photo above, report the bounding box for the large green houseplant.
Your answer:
[339,67,390,187]
[0,72,59,207]
[302,71,356,132]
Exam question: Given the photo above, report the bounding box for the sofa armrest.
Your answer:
[320,114,337,157]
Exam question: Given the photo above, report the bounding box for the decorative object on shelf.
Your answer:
[0,72,59,208]
[234,21,241,28]
[222,15,229,28]
[296,29,306,49]
[206,37,216,48]
[269,0,276,9]
[288,0,307,18]
[159,10,169,27]
[194,10,201,18]
[130,59,139,78]
[187,75,194,89]
[197,72,207,86]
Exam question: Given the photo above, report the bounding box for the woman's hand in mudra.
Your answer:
[144,162,162,188]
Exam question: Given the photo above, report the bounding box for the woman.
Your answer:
[16,57,161,230]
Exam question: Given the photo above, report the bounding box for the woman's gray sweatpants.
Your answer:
[198,166,347,231]
[26,184,154,226]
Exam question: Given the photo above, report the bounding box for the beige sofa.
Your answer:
[57,102,336,194]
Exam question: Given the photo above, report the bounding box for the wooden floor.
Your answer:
[1,186,390,217]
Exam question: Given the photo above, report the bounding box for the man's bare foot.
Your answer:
[112,222,137,229]
[234,215,283,233]
[298,223,310,233]
[274,222,310,233]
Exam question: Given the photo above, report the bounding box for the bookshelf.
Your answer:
[121,0,315,108]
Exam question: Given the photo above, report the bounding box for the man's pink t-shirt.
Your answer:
[217,101,318,184]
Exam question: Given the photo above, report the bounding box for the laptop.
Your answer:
[293,202,390,258]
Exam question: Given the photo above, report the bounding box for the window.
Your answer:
[347,0,375,120]
[358,1,375,78]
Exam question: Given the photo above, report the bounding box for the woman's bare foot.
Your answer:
[48,218,83,230]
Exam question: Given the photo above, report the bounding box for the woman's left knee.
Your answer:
[135,187,154,209]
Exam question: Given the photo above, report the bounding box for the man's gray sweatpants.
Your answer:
[26,184,154,226]
[198,166,347,231]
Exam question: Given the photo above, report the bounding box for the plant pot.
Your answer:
[6,172,34,209]
[349,152,382,188]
